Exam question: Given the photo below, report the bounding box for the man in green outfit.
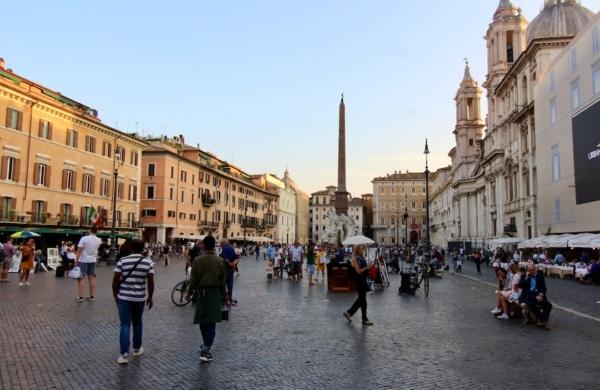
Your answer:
[186,235,228,363]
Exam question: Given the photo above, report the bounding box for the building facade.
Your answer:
[430,0,595,248]
[430,166,455,249]
[0,59,144,236]
[372,172,429,245]
[535,12,600,234]
[141,136,278,243]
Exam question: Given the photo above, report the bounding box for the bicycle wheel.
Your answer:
[423,269,430,297]
[171,280,191,306]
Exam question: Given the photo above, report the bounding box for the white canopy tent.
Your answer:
[488,237,523,248]
[519,233,600,249]
[566,233,600,248]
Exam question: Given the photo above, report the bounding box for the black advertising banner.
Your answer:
[572,100,600,205]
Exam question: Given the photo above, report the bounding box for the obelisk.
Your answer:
[335,94,349,216]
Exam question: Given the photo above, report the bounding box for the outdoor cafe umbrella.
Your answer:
[10,231,41,239]
[342,235,375,246]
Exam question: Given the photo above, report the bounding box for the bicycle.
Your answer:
[414,259,431,297]
[171,267,192,306]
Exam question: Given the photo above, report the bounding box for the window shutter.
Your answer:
[48,122,53,140]
[73,131,78,148]
[33,163,40,185]
[82,174,86,192]
[80,207,86,224]
[45,165,51,187]
[0,156,7,180]
[71,171,77,193]
[44,201,48,213]
[32,200,36,216]
[38,119,44,137]
[128,184,131,200]
[62,169,67,190]
[5,108,10,128]
[11,198,16,211]
[17,111,23,131]
[13,158,20,182]
[90,175,95,194]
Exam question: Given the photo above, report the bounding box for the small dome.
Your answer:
[526,0,594,44]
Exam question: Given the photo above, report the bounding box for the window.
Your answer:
[594,67,600,96]
[83,174,93,194]
[128,184,137,201]
[469,139,474,146]
[100,178,110,197]
[192,174,195,185]
[116,146,125,162]
[130,151,138,166]
[38,120,52,140]
[2,156,18,181]
[180,170,187,182]
[550,98,558,125]
[551,145,560,182]
[181,190,185,202]
[148,163,156,177]
[555,198,561,223]
[66,129,78,148]
[5,108,22,130]
[102,141,112,158]
[84,135,96,153]
[117,182,124,200]
[412,187,415,193]
[142,209,156,217]
[570,47,577,73]
[170,166,174,178]
[571,80,580,110]
[62,169,75,191]
[167,210,176,218]
[169,187,174,200]
[412,201,416,209]
[146,185,155,199]
[34,163,49,186]
[191,193,194,205]
[593,26,600,55]
[549,71,555,93]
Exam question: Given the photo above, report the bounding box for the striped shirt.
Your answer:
[114,254,155,302]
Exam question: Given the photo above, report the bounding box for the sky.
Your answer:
[1,0,599,195]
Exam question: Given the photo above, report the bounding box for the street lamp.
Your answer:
[403,194,408,246]
[243,194,248,244]
[107,143,124,265]
[424,138,431,257]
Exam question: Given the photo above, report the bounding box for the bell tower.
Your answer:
[453,61,485,180]
[483,0,528,130]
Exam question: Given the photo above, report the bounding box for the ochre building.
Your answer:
[0,58,144,237]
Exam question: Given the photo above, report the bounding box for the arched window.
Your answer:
[521,75,528,105]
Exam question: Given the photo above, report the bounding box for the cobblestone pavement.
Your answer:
[0,256,599,389]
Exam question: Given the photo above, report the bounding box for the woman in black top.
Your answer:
[343,245,374,326]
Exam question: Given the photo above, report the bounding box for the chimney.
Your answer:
[0,58,5,69]
[179,134,185,145]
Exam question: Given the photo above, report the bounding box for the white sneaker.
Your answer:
[25,282,31,286]
[133,347,144,357]
[117,354,129,364]
[491,308,502,314]
[18,282,24,286]
[497,313,509,320]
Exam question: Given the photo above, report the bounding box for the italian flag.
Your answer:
[87,207,101,226]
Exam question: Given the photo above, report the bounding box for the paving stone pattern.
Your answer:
[0,256,598,389]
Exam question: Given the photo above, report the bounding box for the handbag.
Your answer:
[68,266,81,279]
[221,303,230,321]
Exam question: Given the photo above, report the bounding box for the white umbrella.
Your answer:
[342,235,375,246]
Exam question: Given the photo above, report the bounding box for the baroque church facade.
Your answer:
[430,0,595,249]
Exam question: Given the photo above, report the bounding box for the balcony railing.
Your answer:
[198,220,220,229]
[201,195,216,207]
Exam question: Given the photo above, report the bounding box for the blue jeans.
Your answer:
[117,300,145,355]
[200,323,216,353]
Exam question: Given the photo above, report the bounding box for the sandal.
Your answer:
[362,320,374,326]
[343,312,352,322]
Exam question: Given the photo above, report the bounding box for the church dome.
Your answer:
[526,0,594,44]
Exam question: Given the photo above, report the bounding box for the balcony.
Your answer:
[198,220,219,229]
[201,194,216,208]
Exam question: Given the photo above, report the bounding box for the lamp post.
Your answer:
[424,139,431,257]
[243,194,248,245]
[403,194,408,246]
[107,144,124,265]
